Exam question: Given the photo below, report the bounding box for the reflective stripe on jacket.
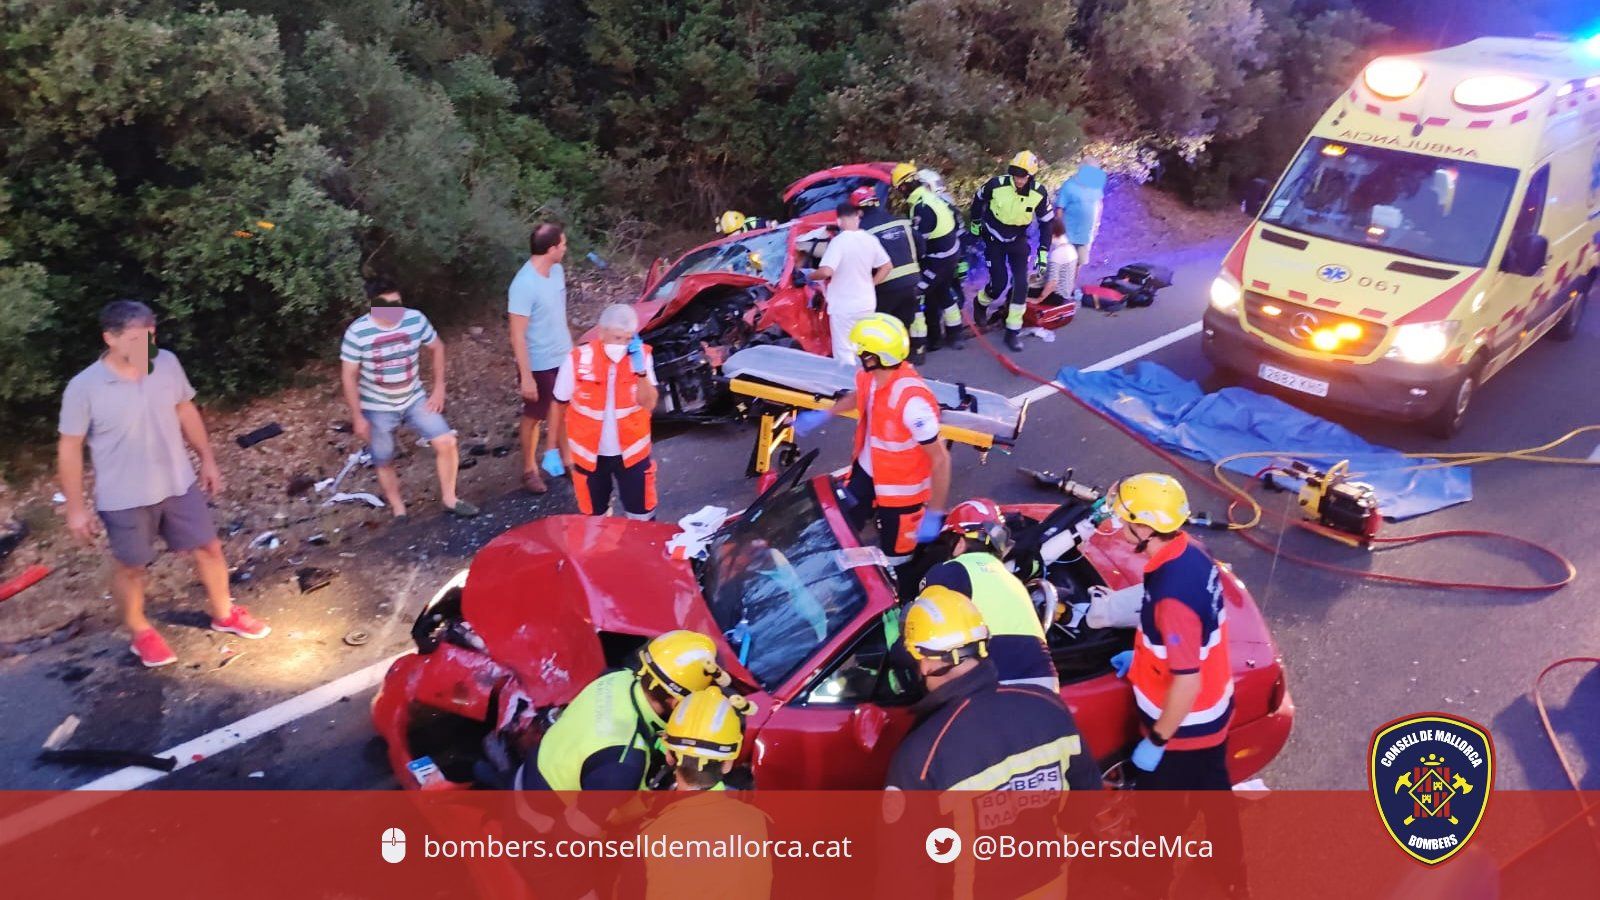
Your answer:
[850,365,937,508]
[1128,533,1234,747]
[535,669,664,791]
[565,340,654,469]
[907,186,959,259]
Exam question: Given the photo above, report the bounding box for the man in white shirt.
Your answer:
[812,203,892,364]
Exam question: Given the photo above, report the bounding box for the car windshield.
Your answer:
[701,479,872,690]
[646,227,793,305]
[786,176,888,218]
[1261,138,1518,267]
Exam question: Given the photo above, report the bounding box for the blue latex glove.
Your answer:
[626,335,647,374]
[792,409,833,438]
[541,448,566,478]
[1110,650,1133,679]
[1131,737,1166,773]
[914,508,948,544]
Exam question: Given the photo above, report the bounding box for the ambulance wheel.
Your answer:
[1550,278,1588,342]
[1424,363,1479,439]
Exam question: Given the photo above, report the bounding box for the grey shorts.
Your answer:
[98,482,218,567]
[362,397,455,464]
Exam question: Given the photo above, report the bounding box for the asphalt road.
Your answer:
[4,235,1597,795]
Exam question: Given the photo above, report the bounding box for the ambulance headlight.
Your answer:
[1209,275,1243,313]
[1387,321,1458,364]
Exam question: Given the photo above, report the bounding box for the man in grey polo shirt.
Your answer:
[58,301,270,668]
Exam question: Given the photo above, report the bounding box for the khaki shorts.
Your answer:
[98,482,217,567]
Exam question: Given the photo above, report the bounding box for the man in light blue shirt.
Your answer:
[1055,160,1108,267]
[507,223,574,493]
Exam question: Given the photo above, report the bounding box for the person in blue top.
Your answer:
[1054,160,1107,269]
[507,224,574,494]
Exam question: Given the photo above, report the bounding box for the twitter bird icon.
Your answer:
[925,827,961,864]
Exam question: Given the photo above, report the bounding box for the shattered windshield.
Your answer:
[646,227,793,305]
[701,480,870,690]
[1261,138,1518,267]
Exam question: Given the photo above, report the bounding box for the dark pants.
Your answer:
[573,455,657,518]
[917,253,963,345]
[981,236,1031,330]
[876,282,921,337]
[1136,742,1247,890]
[844,461,924,563]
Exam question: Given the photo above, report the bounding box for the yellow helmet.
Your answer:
[638,630,728,699]
[1008,150,1042,176]
[848,312,911,367]
[1110,473,1191,534]
[663,688,757,764]
[890,162,919,188]
[904,585,990,663]
[716,210,748,235]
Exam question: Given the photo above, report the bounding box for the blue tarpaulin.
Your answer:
[1057,362,1472,520]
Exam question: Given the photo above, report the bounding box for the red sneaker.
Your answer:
[211,604,271,639]
[131,629,177,668]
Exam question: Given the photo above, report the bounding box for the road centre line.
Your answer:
[1009,321,1203,405]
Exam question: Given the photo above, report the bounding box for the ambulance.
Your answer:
[1203,37,1600,436]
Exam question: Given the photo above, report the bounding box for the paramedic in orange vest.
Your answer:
[1105,473,1234,787]
[550,303,660,519]
[793,313,951,563]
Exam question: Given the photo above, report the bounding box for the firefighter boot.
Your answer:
[1004,328,1024,352]
[910,338,927,366]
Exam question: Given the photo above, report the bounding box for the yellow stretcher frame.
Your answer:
[729,377,1019,476]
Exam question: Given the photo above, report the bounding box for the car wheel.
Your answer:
[1550,278,1589,342]
[1424,365,1478,439]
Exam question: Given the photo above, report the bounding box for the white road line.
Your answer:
[1009,321,1203,404]
[0,652,404,846]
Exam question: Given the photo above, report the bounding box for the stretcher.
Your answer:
[722,345,1028,476]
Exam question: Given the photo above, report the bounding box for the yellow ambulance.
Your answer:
[1203,37,1600,436]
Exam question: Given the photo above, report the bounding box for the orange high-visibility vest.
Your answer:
[850,365,938,508]
[1128,532,1234,750]
[565,341,654,470]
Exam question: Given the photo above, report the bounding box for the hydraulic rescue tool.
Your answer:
[1261,459,1382,547]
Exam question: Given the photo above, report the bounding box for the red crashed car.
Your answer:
[372,455,1294,790]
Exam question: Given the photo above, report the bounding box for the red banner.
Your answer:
[1,790,1596,898]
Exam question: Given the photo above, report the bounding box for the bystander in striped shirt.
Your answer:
[339,310,438,412]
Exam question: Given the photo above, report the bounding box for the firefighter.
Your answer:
[919,499,1056,690]
[891,163,965,352]
[850,185,926,363]
[886,588,1098,791]
[517,630,728,792]
[792,314,951,571]
[970,150,1054,351]
[715,210,774,235]
[660,687,758,791]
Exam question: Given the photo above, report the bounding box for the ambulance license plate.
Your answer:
[1258,364,1328,397]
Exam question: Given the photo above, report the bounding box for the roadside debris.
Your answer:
[317,450,372,499]
[666,505,728,560]
[491,445,512,458]
[52,492,66,504]
[306,532,329,546]
[1021,326,1056,343]
[343,630,371,647]
[0,565,52,603]
[0,519,26,563]
[39,749,177,772]
[328,492,385,508]
[41,715,81,751]
[217,646,246,669]
[235,422,284,449]
[296,566,335,594]
[248,531,281,551]
[468,443,488,456]
[458,457,478,471]
[286,474,318,497]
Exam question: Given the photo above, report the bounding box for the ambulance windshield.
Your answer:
[1261,138,1519,268]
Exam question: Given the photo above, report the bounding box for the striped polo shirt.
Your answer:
[340,310,438,412]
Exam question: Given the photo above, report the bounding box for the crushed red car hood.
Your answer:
[644,272,767,327]
[460,515,728,706]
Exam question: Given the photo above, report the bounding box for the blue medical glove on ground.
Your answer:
[541,448,565,478]
[1110,650,1133,679]
[1131,737,1165,773]
[914,508,948,544]
[792,409,833,438]
[626,335,647,374]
